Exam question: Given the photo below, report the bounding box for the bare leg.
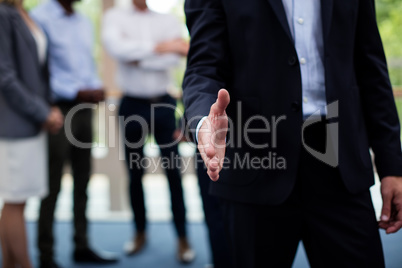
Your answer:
[0,203,33,268]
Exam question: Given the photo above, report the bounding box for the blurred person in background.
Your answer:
[30,0,118,267]
[0,0,63,267]
[102,0,195,263]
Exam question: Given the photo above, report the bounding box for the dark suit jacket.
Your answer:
[0,3,50,138]
[183,0,402,204]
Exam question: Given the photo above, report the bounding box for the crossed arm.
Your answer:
[102,10,187,70]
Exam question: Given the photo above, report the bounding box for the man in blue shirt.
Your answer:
[31,1,117,267]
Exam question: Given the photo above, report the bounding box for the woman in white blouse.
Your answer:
[0,0,63,267]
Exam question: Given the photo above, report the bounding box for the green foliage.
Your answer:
[23,0,43,10]
[376,0,402,86]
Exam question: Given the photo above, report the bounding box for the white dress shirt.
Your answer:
[102,7,183,98]
[282,0,327,116]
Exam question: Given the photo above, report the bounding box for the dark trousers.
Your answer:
[197,153,232,268]
[38,103,93,263]
[221,121,384,268]
[119,95,186,237]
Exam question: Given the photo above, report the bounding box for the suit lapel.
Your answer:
[266,0,293,43]
[266,0,334,45]
[321,0,334,41]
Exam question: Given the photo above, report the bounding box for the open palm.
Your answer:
[198,89,230,181]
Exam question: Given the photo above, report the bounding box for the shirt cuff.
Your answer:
[195,116,208,143]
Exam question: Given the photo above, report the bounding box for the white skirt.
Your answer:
[0,132,48,203]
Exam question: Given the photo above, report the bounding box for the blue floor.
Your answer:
[16,221,402,267]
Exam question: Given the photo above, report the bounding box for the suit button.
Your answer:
[291,101,300,112]
[288,56,297,66]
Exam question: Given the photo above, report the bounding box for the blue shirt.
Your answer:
[282,0,327,115]
[31,0,102,102]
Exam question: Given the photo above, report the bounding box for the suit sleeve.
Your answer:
[354,0,402,178]
[0,11,50,124]
[183,0,231,138]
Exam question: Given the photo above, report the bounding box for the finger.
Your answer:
[208,156,220,173]
[378,221,389,230]
[207,156,222,181]
[199,124,222,181]
[207,167,219,181]
[210,89,230,116]
[199,146,217,176]
[217,89,230,112]
[200,148,217,181]
[205,143,216,160]
[380,190,392,222]
[387,202,402,233]
[386,221,402,234]
[199,145,220,181]
[198,148,210,168]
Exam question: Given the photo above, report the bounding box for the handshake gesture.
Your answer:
[196,90,402,235]
[198,89,230,181]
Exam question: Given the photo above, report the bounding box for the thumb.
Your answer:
[211,89,230,116]
[381,191,392,222]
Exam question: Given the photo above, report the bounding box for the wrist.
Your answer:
[195,116,208,143]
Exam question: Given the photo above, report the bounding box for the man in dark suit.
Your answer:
[183,0,402,267]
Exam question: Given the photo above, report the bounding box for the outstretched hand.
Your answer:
[379,176,402,234]
[198,89,230,181]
